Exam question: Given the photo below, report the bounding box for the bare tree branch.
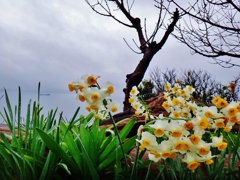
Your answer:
[167,0,240,67]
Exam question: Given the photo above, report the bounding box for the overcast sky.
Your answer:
[0,0,239,121]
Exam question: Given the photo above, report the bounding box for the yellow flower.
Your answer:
[154,128,165,137]
[211,136,228,151]
[106,101,119,113]
[215,119,225,128]
[164,82,171,91]
[87,75,98,86]
[211,96,221,106]
[206,159,214,165]
[149,150,161,158]
[172,111,181,118]
[162,101,170,110]
[149,120,168,137]
[78,94,86,102]
[187,161,200,171]
[105,81,114,95]
[90,104,99,111]
[91,93,100,102]
[68,83,75,92]
[139,131,158,149]
[171,130,182,138]
[198,117,209,129]
[184,121,194,131]
[198,147,210,156]
[81,74,99,86]
[182,152,201,171]
[217,142,228,151]
[189,134,200,145]
[130,86,139,96]
[172,98,181,106]
[85,106,91,112]
[229,116,237,123]
[161,150,171,159]
[227,107,238,117]
[216,98,228,108]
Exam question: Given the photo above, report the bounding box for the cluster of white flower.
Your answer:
[128,86,151,120]
[136,82,240,171]
[68,74,119,120]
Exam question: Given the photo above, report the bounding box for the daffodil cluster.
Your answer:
[136,82,240,171]
[68,74,119,120]
[128,86,151,120]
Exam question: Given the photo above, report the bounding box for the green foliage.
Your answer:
[138,80,157,100]
[0,84,61,180]
[0,84,136,179]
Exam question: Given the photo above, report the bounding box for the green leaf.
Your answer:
[60,122,83,174]
[36,128,79,176]
[98,118,135,163]
[77,136,100,180]
[98,135,136,171]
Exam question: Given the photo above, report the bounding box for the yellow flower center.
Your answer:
[182,112,189,118]
[206,159,214,165]
[217,142,228,151]
[78,94,86,102]
[107,86,114,95]
[87,75,97,86]
[173,111,181,118]
[189,134,200,145]
[169,152,177,159]
[91,94,99,102]
[228,107,238,117]
[174,142,185,151]
[162,150,171,159]
[199,147,210,156]
[128,97,134,103]
[85,106,91,112]
[90,104,99,110]
[204,111,213,118]
[171,130,182,138]
[164,84,170,91]
[229,116,237,123]
[162,101,170,109]
[111,106,118,113]
[187,161,200,171]
[68,84,74,92]
[184,121,194,130]
[142,139,150,147]
[150,150,161,158]
[172,98,181,106]
[198,117,209,129]
[216,99,228,108]
[154,128,164,137]
[224,127,231,132]
[130,89,136,95]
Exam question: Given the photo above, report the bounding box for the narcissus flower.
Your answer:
[81,74,100,86]
[106,101,119,113]
[138,131,158,150]
[149,120,168,137]
[130,86,139,96]
[182,152,201,171]
[211,136,228,151]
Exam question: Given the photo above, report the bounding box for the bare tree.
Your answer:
[85,0,179,112]
[167,0,240,68]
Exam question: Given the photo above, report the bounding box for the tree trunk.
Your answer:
[122,9,180,111]
[123,49,155,111]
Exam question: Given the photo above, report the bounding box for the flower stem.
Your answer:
[108,112,128,172]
